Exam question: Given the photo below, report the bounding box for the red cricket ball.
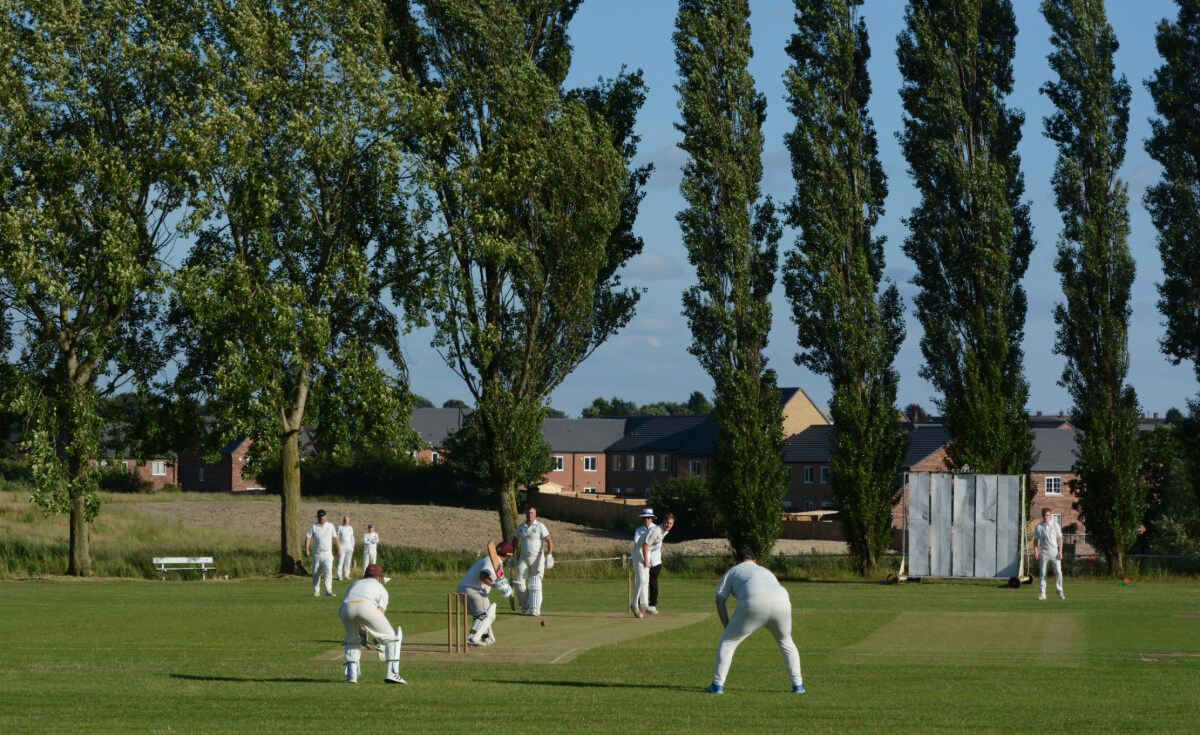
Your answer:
[540,620,547,627]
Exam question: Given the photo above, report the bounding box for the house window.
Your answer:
[152,461,167,476]
[408,450,419,460]
[627,487,636,496]
[122,461,131,471]
[689,460,702,476]
[804,501,814,511]
[612,455,621,471]
[785,466,792,482]
[583,456,597,472]
[583,487,597,493]
[804,467,814,484]
[1052,513,1063,527]
[783,500,792,509]
[644,488,652,499]
[645,455,654,471]
[1045,476,1062,496]
[553,456,564,472]
[197,468,205,483]
[820,466,830,484]
[430,452,440,465]
[660,454,669,471]
[626,455,634,471]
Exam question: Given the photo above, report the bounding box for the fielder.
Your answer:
[305,509,341,596]
[511,507,554,616]
[704,548,804,694]
[456,541,514,646]
[1033,507,1065,600]
[630,508,656,618]
[336,516,355,581]
[362,523,380,568]
[644,512,675,614]
[338,564,405,685]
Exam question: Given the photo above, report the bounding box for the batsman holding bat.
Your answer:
[338,564,404,685]
[456,540,515,646]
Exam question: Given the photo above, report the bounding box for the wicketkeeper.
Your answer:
[338,564,405,685]
[457,541,514,646]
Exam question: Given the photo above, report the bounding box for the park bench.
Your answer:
[153,556,215,580]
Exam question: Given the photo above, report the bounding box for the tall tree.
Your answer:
[1041,0,1143,574]
[417,0,648,541]
[169,0,430,574]
[897,0,1035,475]
[676,0,787,559]
[783,0,907,574]
[1148,2,1200,392]
[0,0,204,575]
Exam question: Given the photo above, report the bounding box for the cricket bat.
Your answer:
[487,541,517,611]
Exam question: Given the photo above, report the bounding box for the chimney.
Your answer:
[1036,411,1043,417]
[1154,413,1160,419]
[1058,411,1064,418]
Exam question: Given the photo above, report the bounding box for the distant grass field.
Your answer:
[1,575,1197,734]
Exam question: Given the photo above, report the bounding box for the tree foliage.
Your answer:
[417,0,648,542]
[896,0,1035,475]
[675,0,786,560]
[580,391,712,418]
[0,0,205,575]
[168,0,429,574]
[1147,1,1200,392]
[1041,0,1143,574]
[783,0,907,574]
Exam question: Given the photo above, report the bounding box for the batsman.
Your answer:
[511,507,554,616]
[457,541,515,646]
[338,564,404,685]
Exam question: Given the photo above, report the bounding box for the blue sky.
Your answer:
[404,0,1194,418]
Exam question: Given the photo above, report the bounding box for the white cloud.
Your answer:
[626,252,684,280]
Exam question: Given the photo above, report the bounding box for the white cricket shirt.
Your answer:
[715,561,786,602]
[516,521,551,562]
[337,524,355,547]
[459,556,498,595]
[306,522,336,555]
[342,577,389,611]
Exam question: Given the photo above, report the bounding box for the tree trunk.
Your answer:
[66,491,92,576]
[497,480,519,545]
[279,430,305,575]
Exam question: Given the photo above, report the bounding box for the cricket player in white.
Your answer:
[512,507,554,616]
[305,509,340,596]
[644,513,675,614]
[456,541,514,646]
[336,516,355,580]
[1033,507,1065,600]
[362,523,379,567]
[705,548,804,694]
[338,564,404,684]
[630,508,656,618]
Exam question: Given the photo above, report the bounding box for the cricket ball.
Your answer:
[540,620,547,627]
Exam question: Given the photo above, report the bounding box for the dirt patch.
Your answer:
[119,498,847,556]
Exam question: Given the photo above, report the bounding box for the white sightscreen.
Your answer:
[905,473,1022,580]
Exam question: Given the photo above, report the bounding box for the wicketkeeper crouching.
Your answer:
[338,564,404,685]
[457,541,515,646]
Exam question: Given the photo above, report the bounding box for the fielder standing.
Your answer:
[456,541,514,646]
[338,564,405,684]
[630,508,656,617]
[1033,507,1065,600]
[511,507,554,616]
[336,516,355,581]
[704,548,804,694]
[644,512,675,614]
[362,523,380,568]
[305,509,340,597]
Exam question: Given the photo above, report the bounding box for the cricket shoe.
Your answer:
[385,674,408,685]
[793,685,805,694]
[1038,594,1046,600]
[345,676,358,684]
[325,590,335,596]
[703,684,724,694]
[630,604,643,619]
[1058,592,1065,600]
[645,606,659,615]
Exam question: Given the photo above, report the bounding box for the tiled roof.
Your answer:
[410,408,470,448]
[606,415,718,454]
[542,418,628,452]
[902,424,951,469]
[1031,427,1080,472]
[781,425,834,463]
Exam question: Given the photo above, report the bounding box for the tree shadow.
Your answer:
[486,679,695,692]
[170,674,330,684]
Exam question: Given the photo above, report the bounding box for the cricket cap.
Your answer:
[317,509,327,517]
[364,564,384,580]
[737,548,756,562]
[367,523,374,528]
[496,541,515,556]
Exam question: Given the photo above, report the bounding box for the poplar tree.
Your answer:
[0,0,204,575]
[417,0,647,541]
[783,0,907,574]
[1042,0,1143,574]
[1148,1,1200,392]
[897,0,1035,475]
[169,0,432,574]
[676,0,787,559]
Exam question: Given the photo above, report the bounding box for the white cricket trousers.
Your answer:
[338,545,355,579]
[633,563,650,611]
[312,552,334,593]
[363,544,378,568]
[712,591,803,688]
[1039,557,1063,597]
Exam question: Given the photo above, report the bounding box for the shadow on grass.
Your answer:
[487,679,696,692]
[171,673,330,684]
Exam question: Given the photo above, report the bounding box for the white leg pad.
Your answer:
[529,574,543,615]
[344,645,361,679]
[471,602,497,643]
[385,631,401,678]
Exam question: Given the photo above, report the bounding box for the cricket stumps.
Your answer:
[447,592,468,654]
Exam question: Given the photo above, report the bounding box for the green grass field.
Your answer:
[1,575,1197,734]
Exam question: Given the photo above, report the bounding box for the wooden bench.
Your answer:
[153,557,215,580]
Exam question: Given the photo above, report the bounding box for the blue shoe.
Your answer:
[703,684,724,694]
[793,685,805,693]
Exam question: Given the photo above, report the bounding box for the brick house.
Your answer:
[178,438,264,493]
[409,408,469,466]
[102,450,180,490]
[781,425,835,511]
[604,415,716,497]
[542,418,627,494]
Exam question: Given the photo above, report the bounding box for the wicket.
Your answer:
[446,592,468,653]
